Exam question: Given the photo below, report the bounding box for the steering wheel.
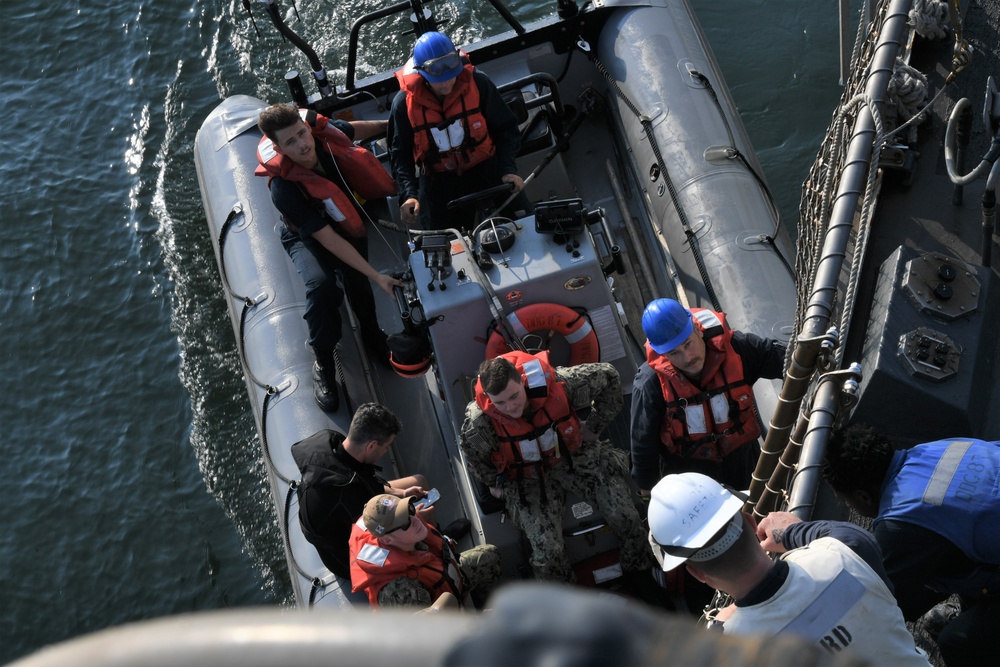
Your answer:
[446,182,515,210]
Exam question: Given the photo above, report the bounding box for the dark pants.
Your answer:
[281,226,380,354]
[660,441,761,492]
[937,597,1000,667]
[419,157,531,231]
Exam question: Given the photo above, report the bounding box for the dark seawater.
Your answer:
[0,0,847,662]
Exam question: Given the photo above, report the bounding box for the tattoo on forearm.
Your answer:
[771,528,784,545]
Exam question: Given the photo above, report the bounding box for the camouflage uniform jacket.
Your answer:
[377,543,502,608]
[461,362,623,488]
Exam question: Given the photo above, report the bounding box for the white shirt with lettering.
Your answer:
[723,537,929,665]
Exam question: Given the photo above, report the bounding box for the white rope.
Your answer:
[887,57,930,143]
[909,0,949,40]
[835,93,885,367]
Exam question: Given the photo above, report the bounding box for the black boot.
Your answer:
[362,326,392,369]
[312,360,340,412]
[439,518,472,541]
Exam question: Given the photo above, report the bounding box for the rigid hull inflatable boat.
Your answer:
[194,0,796,607]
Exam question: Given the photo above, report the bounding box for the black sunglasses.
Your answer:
[383,502,417,535]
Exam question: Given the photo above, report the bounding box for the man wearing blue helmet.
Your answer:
[390,31,528,230]
[630,299,786,495]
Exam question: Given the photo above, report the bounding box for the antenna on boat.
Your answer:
[408,0,440,36]
[251,0,335,100]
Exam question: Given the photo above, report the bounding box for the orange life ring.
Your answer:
[485,303,600,366]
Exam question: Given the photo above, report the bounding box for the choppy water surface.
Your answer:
[0,0,845,661]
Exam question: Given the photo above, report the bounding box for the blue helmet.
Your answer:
[642,299,693,354]
[412,31,463,83]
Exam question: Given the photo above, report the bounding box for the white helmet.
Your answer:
[647,472,745,571]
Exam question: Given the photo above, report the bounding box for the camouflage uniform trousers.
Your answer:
[377,543,502,608]
[503,440,653,582]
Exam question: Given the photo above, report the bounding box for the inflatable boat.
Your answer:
[194,0,796,607]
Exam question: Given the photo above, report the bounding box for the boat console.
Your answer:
[393,200,638,580]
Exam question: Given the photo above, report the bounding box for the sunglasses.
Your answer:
[383,502,417,535]
[414,51,461,78]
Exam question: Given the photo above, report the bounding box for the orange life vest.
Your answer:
[474,350,583,480]
[254,108,397,238]
[349,517,463,608]
[395,63,496,175]
[646,309,760,462]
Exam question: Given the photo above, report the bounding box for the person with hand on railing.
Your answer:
[824,424,1000,667]
[647,473,930,665]
[257,104,402,411]
[630,298,786,495]
[389,31,529,230]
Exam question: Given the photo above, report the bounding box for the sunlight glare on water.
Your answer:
[0,0,848,662]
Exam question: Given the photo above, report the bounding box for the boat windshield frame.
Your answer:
[344,0,528,91]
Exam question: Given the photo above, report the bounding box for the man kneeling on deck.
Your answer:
[349,494,501,609]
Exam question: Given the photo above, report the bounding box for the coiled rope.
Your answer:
[910,0,950,40]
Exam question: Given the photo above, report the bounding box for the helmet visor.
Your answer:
[415,51,462,78]
[649,511,744,571]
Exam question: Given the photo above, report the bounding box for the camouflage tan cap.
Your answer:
[362,494,414,536]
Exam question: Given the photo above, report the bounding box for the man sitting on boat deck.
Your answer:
[823,424,1000,667]
[647,472,930,665]
[460,351,653,586]
[630,298,786,494]
[389,30,529,230]
[291,403,435,580]
[256,103,402,412]
[350,494,501,609]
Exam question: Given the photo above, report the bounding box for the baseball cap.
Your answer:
[362,494,415,536]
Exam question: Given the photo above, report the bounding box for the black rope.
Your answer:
[282,481,325,601]
[692,72,796,281]
[259,388,295,485]
[556,45,575,84]
[333,347,352,414]
[217,205,250,301]
[237,303,276,392]
[219,203,280,393]
[586,51,723,312]
[218,199,337,604]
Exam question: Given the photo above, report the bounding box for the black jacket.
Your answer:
[291,429,388,578]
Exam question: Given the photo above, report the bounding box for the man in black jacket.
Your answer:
[257,104,402,411]
[290,403,428,578]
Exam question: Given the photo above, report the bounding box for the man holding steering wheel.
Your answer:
[389,31,529,230]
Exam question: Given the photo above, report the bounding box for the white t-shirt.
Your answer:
[724,537,929,665]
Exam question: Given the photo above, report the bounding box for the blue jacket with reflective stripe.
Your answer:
[877,438,1000,565]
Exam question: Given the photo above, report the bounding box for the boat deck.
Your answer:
[355,77,655,583]
[839,0,1000,442]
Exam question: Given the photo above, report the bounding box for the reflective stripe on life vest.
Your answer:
[485,303,600,366]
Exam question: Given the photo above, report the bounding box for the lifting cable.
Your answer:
[218,203,298,484]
